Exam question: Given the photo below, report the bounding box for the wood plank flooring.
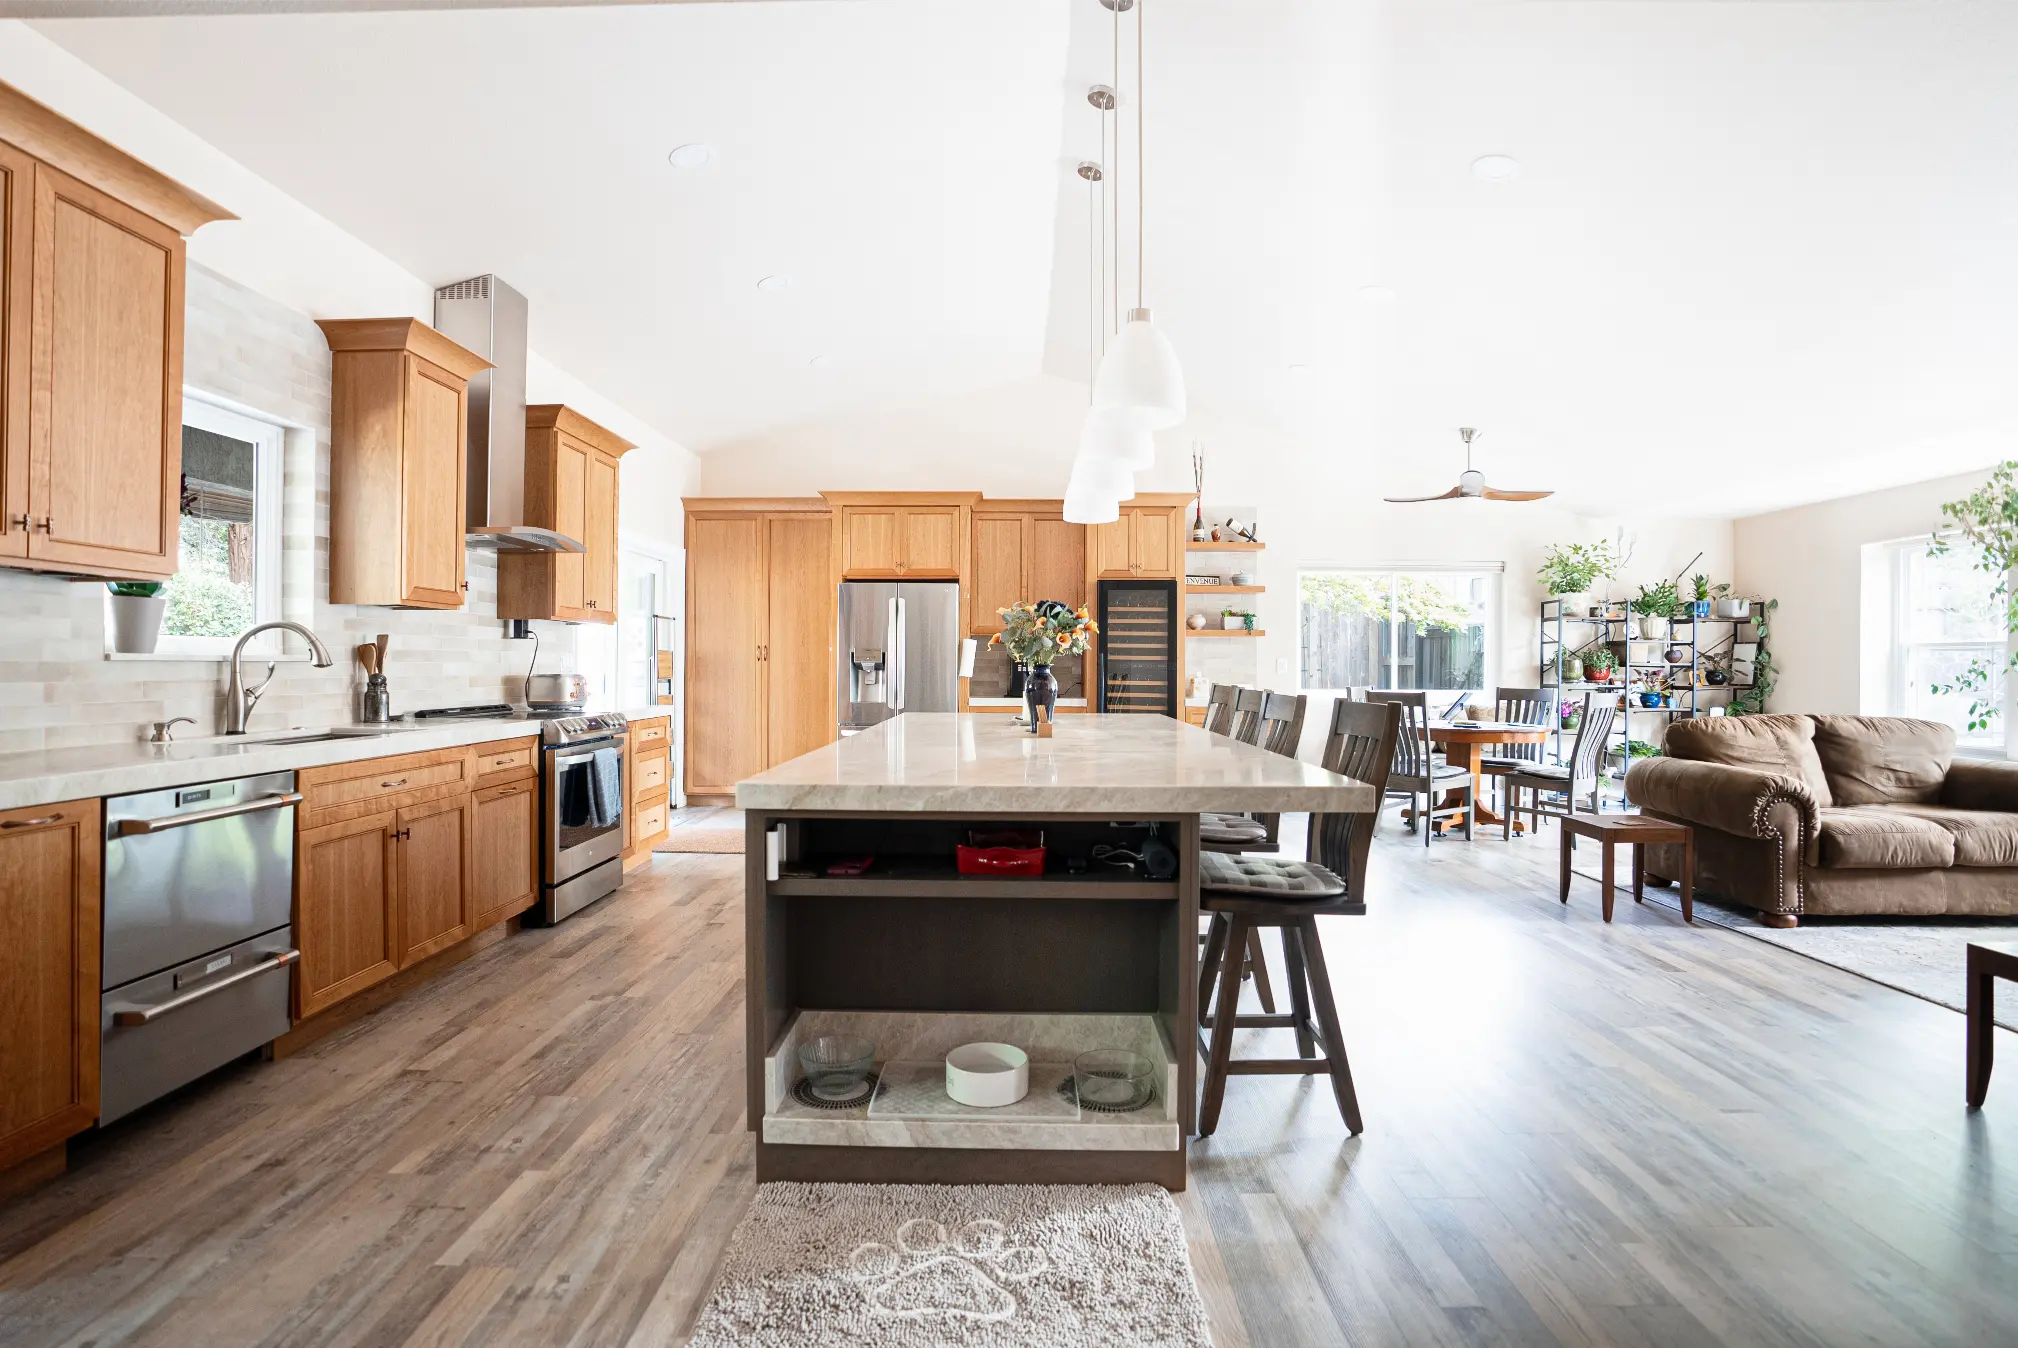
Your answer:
[3,829,2016,1346]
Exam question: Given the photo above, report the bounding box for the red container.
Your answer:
[956,844,1047,877]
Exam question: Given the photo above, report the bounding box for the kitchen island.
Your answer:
[736,712,1375,1189]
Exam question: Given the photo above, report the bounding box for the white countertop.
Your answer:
[967,697,1090,708]
[0,705,672,812]
[736,712,1374,814]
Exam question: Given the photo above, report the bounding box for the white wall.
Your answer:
[698,373,1737,747]
[1733,467,1990,716]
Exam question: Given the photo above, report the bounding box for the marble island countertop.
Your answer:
[736,711,1374,814]
[0,704,672,812]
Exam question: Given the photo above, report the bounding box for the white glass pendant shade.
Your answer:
[1062,451,1130,524]
[1079,409,1156,471]
[1092,308,1186,430]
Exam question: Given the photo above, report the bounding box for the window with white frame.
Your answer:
[1865,534,2008,748]
[148,395,285,656]
[1300,567,1499,694]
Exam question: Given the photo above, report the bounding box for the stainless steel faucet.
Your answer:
[225,622,335,734]
[150,717,196,743]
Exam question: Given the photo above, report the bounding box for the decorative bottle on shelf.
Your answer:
[1024,662,1057,732]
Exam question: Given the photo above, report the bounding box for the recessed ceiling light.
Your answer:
[668,143,715,170]
[756,275,794,293]
[1471,154,1521,183]
[808,355,832,367]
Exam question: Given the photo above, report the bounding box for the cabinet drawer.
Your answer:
[632,718,669,750]
[301,748,474,823]
[633,750,669,795]
[633,797,668,848]
[474,739,537,785]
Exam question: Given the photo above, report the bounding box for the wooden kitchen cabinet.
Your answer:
[0,85,230,581]
[396,794,472,967]
[498,405,633,625]
[295,809,399,1019]
[0,797,100,1172]
[1090,501,1187,580]
[683,503,836,799]
[471,779,538,930]
[826,493,975,579]
[971,503,1085,634]
[319,318,491,609]
[622,714,672,867]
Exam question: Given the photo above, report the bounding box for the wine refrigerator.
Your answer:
[1096,579,1178,717]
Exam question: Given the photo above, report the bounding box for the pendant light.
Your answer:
[1090,0,1185,432]
[1064,453,1130,524]
[1079,408,1156,471]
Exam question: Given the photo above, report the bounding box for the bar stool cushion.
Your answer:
[1200,851,1345,898]
[1199,812,1270,844]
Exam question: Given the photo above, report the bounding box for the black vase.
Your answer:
[1025,663,1057,732]
[1006,662,1028,698]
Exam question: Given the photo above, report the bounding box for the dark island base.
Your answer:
[755,1139,1188,1190]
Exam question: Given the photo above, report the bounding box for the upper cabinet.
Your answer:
[0,81,233,581]
[825,492,975,580]
[1091,502,1187,580]
[319,318,490,609]
[499,405,632,624]
[971,503,1085,634]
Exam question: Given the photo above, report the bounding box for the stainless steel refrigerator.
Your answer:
[838,580,961,735]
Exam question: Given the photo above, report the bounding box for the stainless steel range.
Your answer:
[536,711,629,923]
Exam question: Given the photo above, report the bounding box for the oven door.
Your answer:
[544,734,627,884]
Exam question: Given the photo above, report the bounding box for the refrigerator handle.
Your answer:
[890,596,906,711]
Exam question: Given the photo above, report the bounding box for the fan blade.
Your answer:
[1382,485,1466,503]
[1481,487,1554,502]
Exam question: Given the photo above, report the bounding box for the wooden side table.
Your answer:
[1558,812,1694,923]
[1968,942,2018,1108]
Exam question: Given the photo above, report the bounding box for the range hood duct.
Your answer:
[433,275,584,554]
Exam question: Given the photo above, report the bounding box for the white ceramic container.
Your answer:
[944,1042,1029,1108]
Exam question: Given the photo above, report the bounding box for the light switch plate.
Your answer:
[1275,658,1290,674]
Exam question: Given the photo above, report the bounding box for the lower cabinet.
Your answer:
[0,798,100,1170]
[296,809,400,1019]
[471,778,538,929]
[397,794,472,966]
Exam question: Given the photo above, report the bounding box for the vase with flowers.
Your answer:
[990,600,1098,732]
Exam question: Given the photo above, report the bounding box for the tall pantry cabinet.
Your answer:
[683,503,835,798]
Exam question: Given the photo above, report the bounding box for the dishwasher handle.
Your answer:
[113,791,303,837]
[110,950,300,1027]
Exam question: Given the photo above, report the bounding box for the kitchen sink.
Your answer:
[251,728,396,746]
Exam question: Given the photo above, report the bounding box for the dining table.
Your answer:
[1427,719,1554,834]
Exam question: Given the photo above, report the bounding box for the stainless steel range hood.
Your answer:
[433,275,584,554]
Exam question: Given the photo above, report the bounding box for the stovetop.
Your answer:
[403,702,626,745]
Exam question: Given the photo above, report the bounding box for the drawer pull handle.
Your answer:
[494,757,513,767]
[111,950,299,1026]
[381,778,408,789]
[3,813,61,829]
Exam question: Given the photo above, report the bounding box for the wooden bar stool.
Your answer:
[1195,698,1400,1136]
[1198,691,1309,1019]
[1201,683,1242,736]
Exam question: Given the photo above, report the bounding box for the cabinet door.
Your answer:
[0,798,99,1169]
[899,507,960,576]
[767,512,835,766]
[1029,517,1086,612]
[399,356,467,607]
[585,450,619,622]
[470,780,536,931]
[28,164,182,577]
[551,433,589,619]
[841,508,900,576]
[397,794,471,966]
[686,515,768,795]
[1092,515,1134,577]
[971,514,1026,633]
[1133,509,1178,577]
[0,143,32,563]
[296,811,399,1019]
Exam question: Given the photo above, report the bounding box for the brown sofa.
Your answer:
[1625,714,2018,926]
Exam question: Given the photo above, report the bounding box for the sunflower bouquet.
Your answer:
[989,600,1097,666]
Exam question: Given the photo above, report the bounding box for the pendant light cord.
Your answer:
[1112,0,1121,335]
[1137,0,1145,310]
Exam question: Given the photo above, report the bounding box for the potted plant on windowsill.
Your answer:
[1538,541,1619,616]
[107,581,168,655]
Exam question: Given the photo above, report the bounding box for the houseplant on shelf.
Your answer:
[1725,598,1780,715]
[1581,644,1617,684]
[1926,461,2018,733]
[1221,607,1257,632]
[1631,580,1679,640]
[1538,541,1619,613]
[990,600,1097,731]
[106,581,168,655]
[1689,574,1714,619]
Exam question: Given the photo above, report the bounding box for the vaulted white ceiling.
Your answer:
[35,0,2018,516]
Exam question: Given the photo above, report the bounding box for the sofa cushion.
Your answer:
[1810,716,1953,806]
[1881,804,2018,868]
[1663,714,1832,806]
[1815,807,1955,870]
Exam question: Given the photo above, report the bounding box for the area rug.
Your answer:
[1641,888,2018,1031]
[686,1182,1212,1347]
[654,826,744,854]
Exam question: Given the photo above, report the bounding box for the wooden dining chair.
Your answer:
[1202,683,1241,736]
[1196,697,1401,1136]
[1365,690,1472,845]
[1505,692,1618,837]
[1481,685,1550,808]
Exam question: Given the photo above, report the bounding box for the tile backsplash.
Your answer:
[0,264,578,754]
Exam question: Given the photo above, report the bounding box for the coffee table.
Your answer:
[1968,942,2018,1108]
[1558,812,1694,923]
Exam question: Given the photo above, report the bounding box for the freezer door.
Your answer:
[838,581,901,730]
[897,581,962,714]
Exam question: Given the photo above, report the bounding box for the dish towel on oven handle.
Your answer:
[586,745,623,830]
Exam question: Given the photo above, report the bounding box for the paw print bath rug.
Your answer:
[687,1181,1212,1346]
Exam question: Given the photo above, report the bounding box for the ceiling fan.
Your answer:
[1383,428,1553,503]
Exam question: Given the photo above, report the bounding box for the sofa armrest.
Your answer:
[1943,758,2018,813]
[1626,757,1820,840]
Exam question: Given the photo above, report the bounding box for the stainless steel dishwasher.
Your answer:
[100,771,300,1124]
